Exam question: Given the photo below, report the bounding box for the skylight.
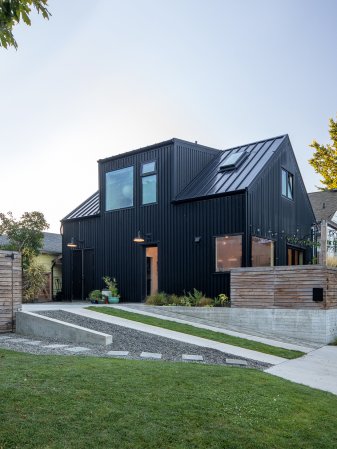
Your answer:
[219,150,248,171]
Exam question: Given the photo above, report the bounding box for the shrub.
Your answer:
[145,292,169,305]
[22,261,46,302]
[213,293,230,307]
[89,290,102,301]
[102,276,119,297]
[197,297,214,307]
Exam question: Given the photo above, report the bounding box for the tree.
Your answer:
[0,211,49,268]
[309,115,337,190]
[0,0,51,49]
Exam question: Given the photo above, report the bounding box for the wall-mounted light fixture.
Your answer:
[133,231,145,243]
[194,236,201,243]
[67,237,78,248]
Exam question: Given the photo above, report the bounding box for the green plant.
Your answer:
[102,276,119,297]
[22,260,46,302]
[145,292,169,305]
[89,289,102,301]
[213,293,230,307]
[197,297,214,307]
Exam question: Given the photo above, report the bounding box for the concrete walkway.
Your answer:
[22,302,337,395]
[266,346,337,395]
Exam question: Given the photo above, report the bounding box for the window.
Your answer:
[141,161,157,205]
[106,166,134,211]
[251,236,274,267]
[215,235,242,271]
[219,150,248,171]
[282,168,293,199]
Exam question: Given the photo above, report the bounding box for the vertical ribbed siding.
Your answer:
[247,138,315,266]
[62,141,243,301]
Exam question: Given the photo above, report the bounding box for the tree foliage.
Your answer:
[309,115,337,190]
[0,0,51,49]
[0,211,49,268]
[22,259,46,301]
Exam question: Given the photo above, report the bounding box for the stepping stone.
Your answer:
[24,340,42,346]
[0,335,12,340]
[8,338,29,343]
[182,354,203,361]
[107,351,129,357]
[64,346,90,353]
[226,358,248,366]
[42,344,70,349]
[140,352,162,359]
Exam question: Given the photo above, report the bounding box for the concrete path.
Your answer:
[265,346,337,395]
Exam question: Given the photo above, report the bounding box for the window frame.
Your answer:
[281,168,294,200]
[141,160,157,206]
[105,165,135,212]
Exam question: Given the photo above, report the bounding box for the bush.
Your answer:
[145,292,169,305]
[213,293,230,307]
[22,261,46,302]
[197,297,214,307]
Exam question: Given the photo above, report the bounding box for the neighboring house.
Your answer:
[0,232,62,300]
[309,189,337,265]
[61,135,315,301]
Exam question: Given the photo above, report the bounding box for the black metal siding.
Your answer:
[247,136,315,265]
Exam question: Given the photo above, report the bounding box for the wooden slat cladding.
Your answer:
[231,266,337,309]
[0,251,22,332]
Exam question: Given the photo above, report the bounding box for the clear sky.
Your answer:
[1,0,337,233]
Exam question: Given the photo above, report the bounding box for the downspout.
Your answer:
[245,188,249,267]
[51,259,56,300]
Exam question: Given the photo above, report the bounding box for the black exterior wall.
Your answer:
[62,136,315,301]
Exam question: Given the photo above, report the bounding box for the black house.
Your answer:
[61,135,315,301]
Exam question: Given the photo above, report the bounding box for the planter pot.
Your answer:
[97,299,106,304]
[90,300,98,304]
[108,296,120,304]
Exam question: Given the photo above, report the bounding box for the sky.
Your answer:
[1,0,337,233]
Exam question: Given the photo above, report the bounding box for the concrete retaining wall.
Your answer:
[158,306,337,344]
[16,311,112,345]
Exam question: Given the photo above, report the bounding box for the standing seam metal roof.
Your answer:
[62,191,100,221]
[174,135,287,201]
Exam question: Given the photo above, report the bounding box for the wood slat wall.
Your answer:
[0,251,22,332]
[231,265,337,309]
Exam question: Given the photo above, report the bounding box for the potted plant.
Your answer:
[102,276,120,304]
[89,289,103,304]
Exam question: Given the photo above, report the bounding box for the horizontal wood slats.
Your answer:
[0,251,22,332]
[231,265,337,309]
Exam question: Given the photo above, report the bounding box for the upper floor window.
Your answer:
[106,166,134,211]
[215,235,242,271]
[282,168,293,200]
[141,161,157,205]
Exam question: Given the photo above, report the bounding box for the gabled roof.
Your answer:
[63,191,100,221]
[0,232,61,254]
[175,135,287,202]
[308,190,337,223]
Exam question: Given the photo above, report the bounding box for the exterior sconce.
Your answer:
[133,231,145,243]
[66,237,84,249]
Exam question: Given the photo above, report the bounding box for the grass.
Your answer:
[88,306,304,359]
[0,349,337,449]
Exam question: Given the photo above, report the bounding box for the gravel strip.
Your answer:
[0,310,271,369]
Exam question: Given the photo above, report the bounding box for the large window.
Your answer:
[251,236,274,267]
[215,235,242,271]
[282,168,293,199]
[141,161,157,205]
[106,166,134,211]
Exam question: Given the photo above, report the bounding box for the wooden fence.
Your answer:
[0,251,22,332]
[231,265,337,309]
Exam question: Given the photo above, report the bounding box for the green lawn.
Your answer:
[0,349,336,449]
[88,306,304,359]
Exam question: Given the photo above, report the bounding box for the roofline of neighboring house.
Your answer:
[97,138,221,164]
